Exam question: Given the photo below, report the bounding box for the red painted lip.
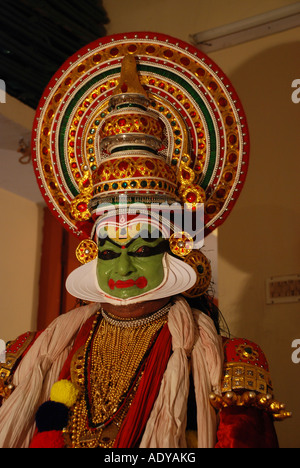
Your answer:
[108,277,148,290]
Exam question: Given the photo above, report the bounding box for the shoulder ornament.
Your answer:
[209,337,291,421]
[0,331,36,401]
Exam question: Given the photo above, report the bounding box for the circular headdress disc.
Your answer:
[32,31,249,239]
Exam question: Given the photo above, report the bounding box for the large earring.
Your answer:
[169,232,194,257]
[76,239,98,264]
[182,250,212,298]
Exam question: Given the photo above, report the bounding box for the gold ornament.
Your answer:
[66,306,169,448]
[179,183,206,208]
[99,113,163,140]
[113,53,148,97]
[182,250,212,297]
[177,153,195,185]
[176,154,206,208]
[75,239,98,264]
[70,165,93,222]
[209,391,292,421]
[169,232,193,257]
[221,362,273,395]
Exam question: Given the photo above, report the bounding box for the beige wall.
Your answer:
[103,0,298,43]
[212,29,300,449]
[0,91,43,343]
[0,188,43,342]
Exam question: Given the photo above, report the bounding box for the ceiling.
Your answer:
[0,0,109,108]
[0,0,109,204]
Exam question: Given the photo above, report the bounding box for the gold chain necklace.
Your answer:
[66,303,170,448]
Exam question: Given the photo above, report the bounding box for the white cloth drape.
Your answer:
[0,302,100,448]
[140,296,223,448]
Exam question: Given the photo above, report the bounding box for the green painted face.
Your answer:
[96,235,166,299]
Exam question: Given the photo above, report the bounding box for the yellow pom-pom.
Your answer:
[50,379,79,408]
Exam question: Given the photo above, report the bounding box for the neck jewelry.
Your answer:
[66,303,171,448]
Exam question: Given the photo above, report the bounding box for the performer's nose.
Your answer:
[115,251,136,276]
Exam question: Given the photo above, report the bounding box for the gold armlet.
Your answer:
[0,369,14,400]
[209,391,292,421]
[0,332,35,401]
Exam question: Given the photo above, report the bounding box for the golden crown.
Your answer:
[69,54,206,225]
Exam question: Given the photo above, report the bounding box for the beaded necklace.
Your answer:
[66,303,170,448]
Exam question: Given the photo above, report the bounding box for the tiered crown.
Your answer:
[72,54,205,225]
[90,56,178,208]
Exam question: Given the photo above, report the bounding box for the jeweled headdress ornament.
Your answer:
[32,32,249,303]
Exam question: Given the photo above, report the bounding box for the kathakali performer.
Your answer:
[0,32,290,448]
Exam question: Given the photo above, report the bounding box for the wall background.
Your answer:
[0,187,43,340]
[0,0,299,448]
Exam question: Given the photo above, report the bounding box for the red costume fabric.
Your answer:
[215,406,279,448]
[114,323,172,447]
[214,337,279,448]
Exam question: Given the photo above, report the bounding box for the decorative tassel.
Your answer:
[35,380,79,432]
[50,379,79,408]
[35,401,69,433]
[29,430,65,448]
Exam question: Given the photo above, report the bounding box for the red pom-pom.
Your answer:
[29,430,65,448]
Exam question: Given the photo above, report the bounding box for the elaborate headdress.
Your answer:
[32,32,249,303]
